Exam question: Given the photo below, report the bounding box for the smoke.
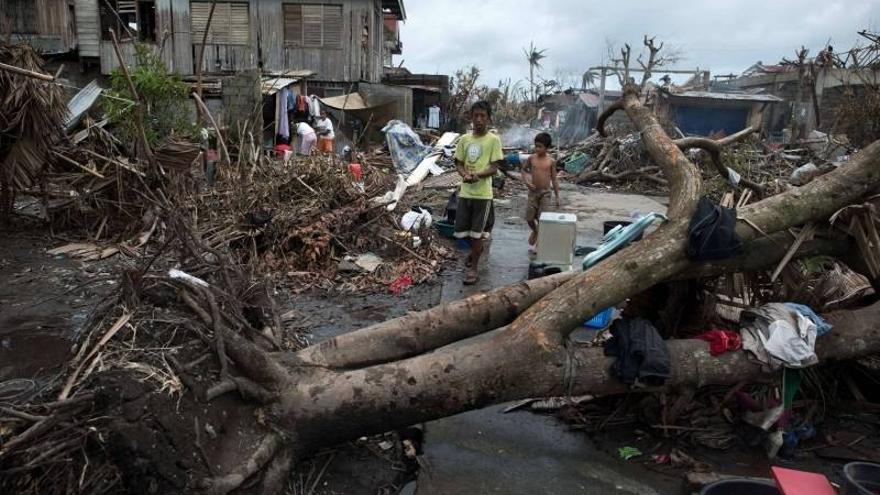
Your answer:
[500,125,539,149]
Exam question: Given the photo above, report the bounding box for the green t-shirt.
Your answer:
[455,132,503,199]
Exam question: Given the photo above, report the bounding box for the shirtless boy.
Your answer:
[522,132,560,250]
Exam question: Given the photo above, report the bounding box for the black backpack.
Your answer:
[686,197,743,261]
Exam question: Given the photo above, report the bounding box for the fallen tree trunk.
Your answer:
[295,232,853,371]
[12,67,880,495]
[200,84,880,492]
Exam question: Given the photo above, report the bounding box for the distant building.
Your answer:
[654,89,782,137]
[716,60,880,137]
[2,1,406,86]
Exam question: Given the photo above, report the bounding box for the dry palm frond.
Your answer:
[0,42,68,215]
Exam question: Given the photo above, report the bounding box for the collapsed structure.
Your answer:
[2,10,880,493]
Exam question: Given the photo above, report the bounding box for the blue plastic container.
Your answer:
[584,307,613,329]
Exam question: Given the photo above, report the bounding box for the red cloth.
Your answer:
[296,94,308,113]
[696,329,742,356]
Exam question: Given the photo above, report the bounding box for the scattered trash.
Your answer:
[401,208,433,231]
[618,446,643,460]
[389,274,413,295]
[790,162,821,186]
[695,329,742,356]
[168,269,209,288]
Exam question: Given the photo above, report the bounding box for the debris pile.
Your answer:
[0,42,67,217]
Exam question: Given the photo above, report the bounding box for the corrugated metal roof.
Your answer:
[64,80,103,132]
[261,77,299,95]
[666,90,783,102]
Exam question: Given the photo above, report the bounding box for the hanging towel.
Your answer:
[277,88,291,139]
[308,95,321,117]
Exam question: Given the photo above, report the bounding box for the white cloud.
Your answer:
[398,0,880,88]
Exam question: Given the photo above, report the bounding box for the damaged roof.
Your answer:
[663,90,783,103]
[382,0,406,20]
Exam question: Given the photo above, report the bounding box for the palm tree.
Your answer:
[523,42,547,103]
[581,69,599,90]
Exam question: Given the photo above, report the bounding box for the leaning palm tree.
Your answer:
[581,69,599,90]
[523,42,547,103]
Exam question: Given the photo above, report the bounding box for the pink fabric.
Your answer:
[300,132,317,155]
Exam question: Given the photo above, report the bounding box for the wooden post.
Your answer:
[598,67,607,114]
[0,61,55,81]
[195,0,219,122]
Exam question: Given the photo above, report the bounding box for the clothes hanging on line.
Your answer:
[277,88,291,140]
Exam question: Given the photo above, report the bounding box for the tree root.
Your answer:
[201,433,282,495]
[206,377,277,404]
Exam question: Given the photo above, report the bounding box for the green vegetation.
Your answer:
[103,43,194,148]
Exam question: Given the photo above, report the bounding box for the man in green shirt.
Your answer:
[454,100,504,285]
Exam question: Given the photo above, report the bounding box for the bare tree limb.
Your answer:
[596,100,624,137]
[674,126,765,196]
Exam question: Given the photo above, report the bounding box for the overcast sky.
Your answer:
[398,0,880,90]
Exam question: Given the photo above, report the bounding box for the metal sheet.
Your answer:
[64,80,103,132]
[668,90,783,102]
[261,77,299,95]
[320,92,374,110]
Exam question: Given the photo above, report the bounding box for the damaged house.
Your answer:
[1,0,413,137]
[716,61,880,140]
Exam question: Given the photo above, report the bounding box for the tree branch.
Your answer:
[596,100,624,137]
[674,126,765,196]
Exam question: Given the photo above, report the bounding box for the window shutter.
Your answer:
[283,4,303,46]
[323,5,343,48]
[191,1,249,45]
[227,3,249,44]
[117,1,138,15]
[302,4,323,47]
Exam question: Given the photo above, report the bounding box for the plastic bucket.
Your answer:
[700,479,781,495]
[843,462,880,495]
[434,221,455,238]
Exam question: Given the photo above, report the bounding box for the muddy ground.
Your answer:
[2,179,878,494]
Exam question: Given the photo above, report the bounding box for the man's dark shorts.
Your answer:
[454,198,494,239]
